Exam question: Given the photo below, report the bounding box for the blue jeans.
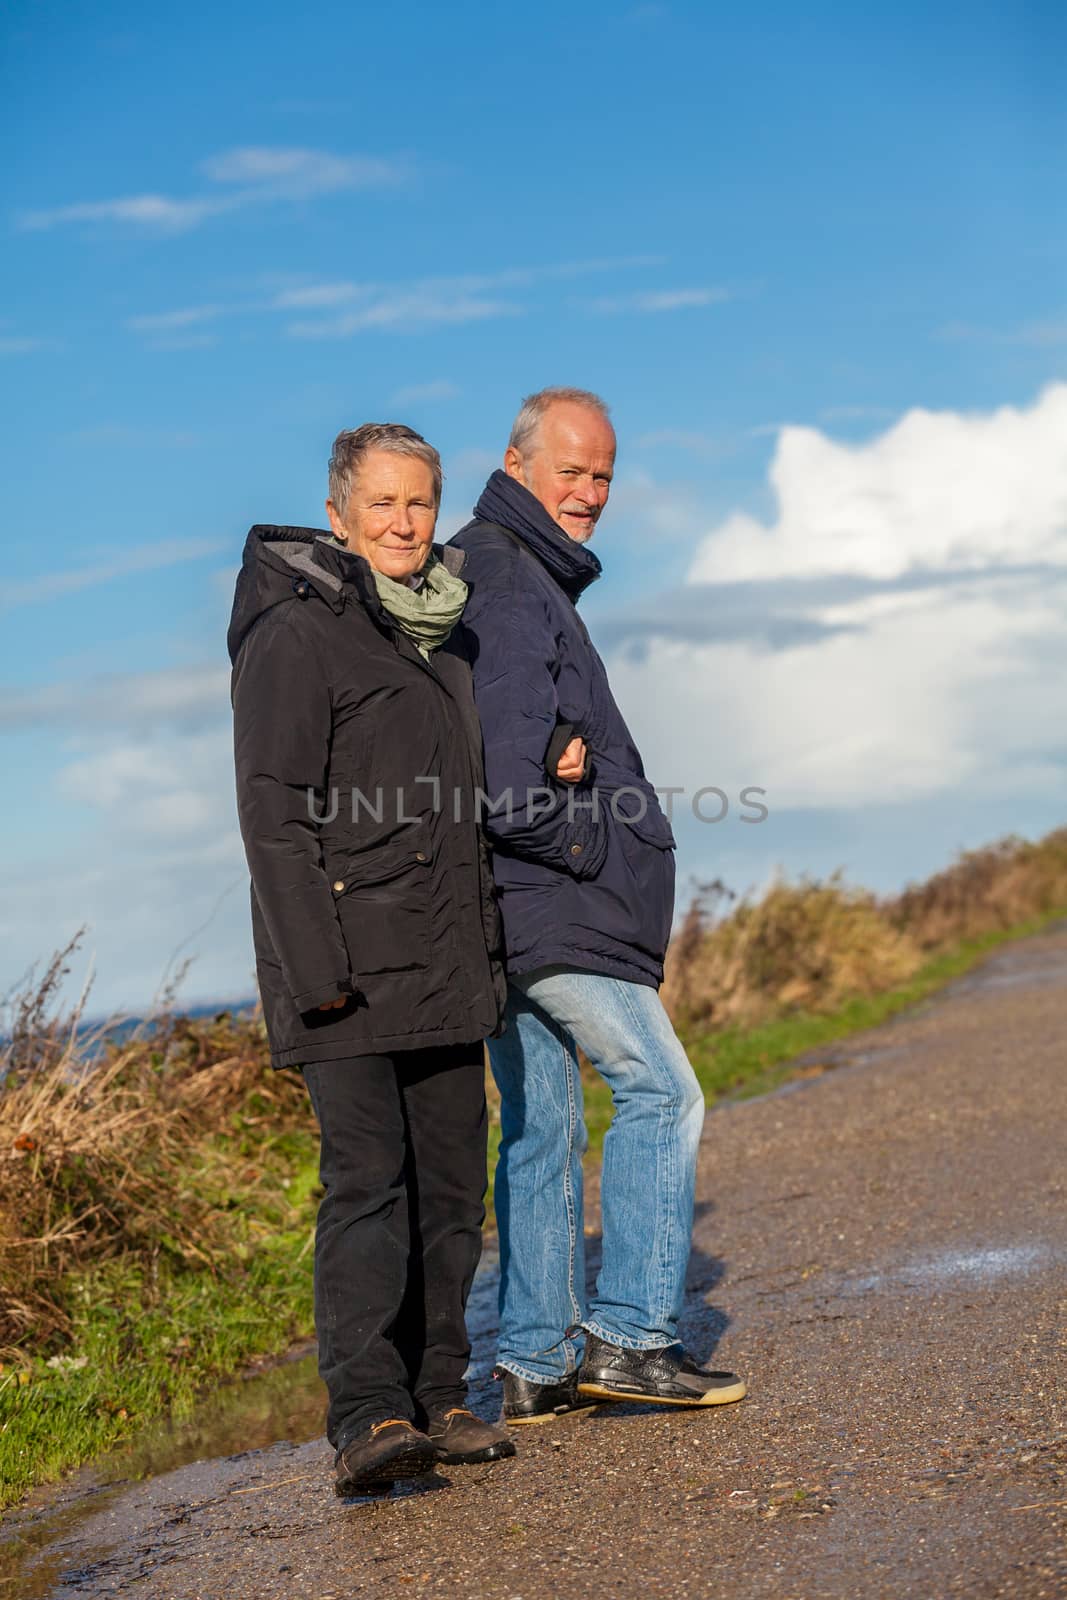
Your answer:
[488,966,705,1381]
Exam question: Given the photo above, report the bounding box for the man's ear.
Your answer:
[503,446,526,484]
[325,499,348,542]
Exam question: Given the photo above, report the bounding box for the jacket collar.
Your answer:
[233,525,465,644]
[244,526,463,621]
[472,470,602,602]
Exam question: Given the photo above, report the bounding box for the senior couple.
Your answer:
[229,388,746,1496]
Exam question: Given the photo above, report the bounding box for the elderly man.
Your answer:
[450,388,747,1423]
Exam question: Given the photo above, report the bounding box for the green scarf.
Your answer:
[371,552,468,658]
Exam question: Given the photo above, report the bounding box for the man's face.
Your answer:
[505,402,616,543]
[326,449,437,581]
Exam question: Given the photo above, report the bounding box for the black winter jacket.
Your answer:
[228,526,506,1067]
[450,473,676,988]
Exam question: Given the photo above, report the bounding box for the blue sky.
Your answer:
[2,0,1065,1013]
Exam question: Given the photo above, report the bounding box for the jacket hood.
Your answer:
[226,524,466,663]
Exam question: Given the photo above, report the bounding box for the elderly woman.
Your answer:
[228,424,513,1494]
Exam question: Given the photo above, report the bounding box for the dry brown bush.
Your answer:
[664,826,1067,1032]
[885,828,1067,949]
[664,874,922,1031]
[0,938,311,1354]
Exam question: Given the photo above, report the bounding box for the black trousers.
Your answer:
[302,1042,488,1453]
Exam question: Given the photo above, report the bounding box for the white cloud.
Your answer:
[122,257,675,345]
[0,335,54,355]
[16,145,405,234]
[390,379,461,406]
[688,384,1067,583]
[125,305,225,333]
[0,737,251,1013]
[287,292,522,338]
[59,728,234,836]
[609,575,1067,810]
[2,541,227,613]
[1018,320,1067,347]
[20,194,226,233]
[277,258,673,337]
[588,287,730,314]
[0,685,252,1010]
[0,663,228,731]
[939,317,1067,348]
[444,255,667,291]
[270,282,370,310]
[199,146,402,192]
[594,385,1067,819]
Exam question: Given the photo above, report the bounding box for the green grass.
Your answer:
[3,904,1062,1510]
[0,1130,320,1509]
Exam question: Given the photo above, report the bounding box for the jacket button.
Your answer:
[415,851,428,862]
[332,880,345,893]
[570,844,582,855]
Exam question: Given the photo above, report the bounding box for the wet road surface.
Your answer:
[4,929,1066,1598]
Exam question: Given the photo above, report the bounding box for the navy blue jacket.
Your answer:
[450,472,676,988]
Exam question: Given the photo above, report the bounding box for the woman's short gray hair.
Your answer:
[508,387,612,458]
[328,422,443,512]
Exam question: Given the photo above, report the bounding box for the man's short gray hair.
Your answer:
[328,422,443,512]
[508,387,613,457]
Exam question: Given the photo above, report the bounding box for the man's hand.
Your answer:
[555,736,588,785]
[318,995,348,1011]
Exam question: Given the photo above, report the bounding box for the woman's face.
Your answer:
[327,449,437,581]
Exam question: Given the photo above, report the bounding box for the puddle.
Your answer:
[0,1351,329,1600]
[844,1241,1059,1297]
[901,1245,1051,1283]
[1,1259,501,1599]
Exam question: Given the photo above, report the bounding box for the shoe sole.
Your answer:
[335,1446,439,1495]
[504,1402,599,1427]
[576,1378,748,1407]
[435,1441,517,1464]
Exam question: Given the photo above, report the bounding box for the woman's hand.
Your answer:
[555,736,588,785]
[318,995,348,1011]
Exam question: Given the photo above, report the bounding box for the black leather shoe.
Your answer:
[576,1333,747,1407]
[425,1406,516,1464]
[334,1419,438,1495]
[496,1367,597,1426]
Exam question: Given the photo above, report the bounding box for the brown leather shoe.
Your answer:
[425,1406,517,1464]
[334,1418,438,1495]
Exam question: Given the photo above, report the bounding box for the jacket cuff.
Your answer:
[545,721,576,778]
[292,977,354,1013]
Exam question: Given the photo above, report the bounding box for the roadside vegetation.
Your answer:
[2,826,1066,1506]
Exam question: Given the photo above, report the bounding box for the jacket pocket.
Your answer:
[611,789,676,963]
[611,786,676,851]
[326,821,433,975]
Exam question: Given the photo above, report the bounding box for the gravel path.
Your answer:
[7,929,1066,1599]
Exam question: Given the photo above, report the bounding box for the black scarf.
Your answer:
[473,470,602,602]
